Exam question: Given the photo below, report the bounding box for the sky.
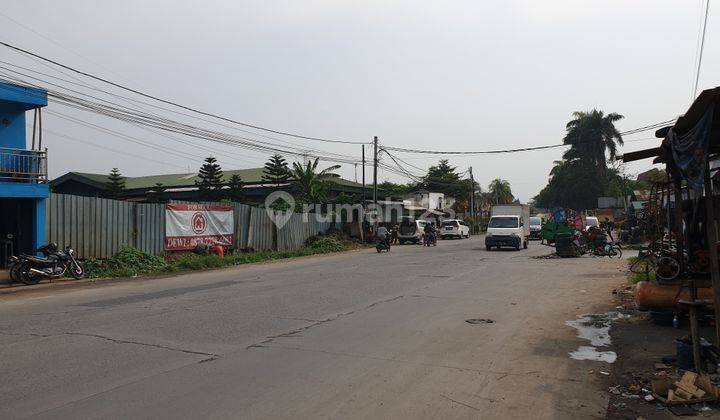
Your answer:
[1,0,717,201]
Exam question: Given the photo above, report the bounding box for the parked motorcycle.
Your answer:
[8,243,84,285]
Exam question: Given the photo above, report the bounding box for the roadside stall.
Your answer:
[622,87,720,373]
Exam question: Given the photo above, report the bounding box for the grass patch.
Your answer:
[626,255,655,283]
[83,238,363,279]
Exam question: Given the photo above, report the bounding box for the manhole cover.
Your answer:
[466,318,494,325]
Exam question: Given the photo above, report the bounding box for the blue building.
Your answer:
[0,82,48,267]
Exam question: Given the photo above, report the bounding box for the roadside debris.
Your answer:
[651,372,719,405]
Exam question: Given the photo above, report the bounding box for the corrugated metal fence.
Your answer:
[45,193,340,258]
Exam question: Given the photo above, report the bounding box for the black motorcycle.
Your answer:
[376,237,391,253]
[9,243,84,285]
[423,231,437,247]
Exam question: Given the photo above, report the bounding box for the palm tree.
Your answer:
[289,158,341,204]
[562,109,624,169]
[488,178,514,205]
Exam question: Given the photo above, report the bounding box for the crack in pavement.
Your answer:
[0,330,52,338]
[246,295,405,349]
[439,394,481,411]
[62,332,219,359]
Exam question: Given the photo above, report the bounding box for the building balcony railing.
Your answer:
[0,147,48,183]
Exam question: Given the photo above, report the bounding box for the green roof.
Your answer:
[54,168,368,191]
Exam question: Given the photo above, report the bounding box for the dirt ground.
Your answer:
[606,285,720,419]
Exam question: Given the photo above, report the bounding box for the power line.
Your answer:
[693,0,711,98]
[0,41,368,145]
[40,126,189,170]
[382,119,677,155]
[0,76,364,166]
[0,58,359,153]
[0,66,360,160]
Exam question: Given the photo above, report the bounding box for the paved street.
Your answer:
[0,237,627,419]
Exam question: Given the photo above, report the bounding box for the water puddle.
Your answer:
[565,312,627,363]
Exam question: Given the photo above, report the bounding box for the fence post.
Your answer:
[132,203,139,249]
[272,210,279,252]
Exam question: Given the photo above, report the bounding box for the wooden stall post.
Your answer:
[704,164,720,348]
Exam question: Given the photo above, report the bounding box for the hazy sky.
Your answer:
[1,1,716,201]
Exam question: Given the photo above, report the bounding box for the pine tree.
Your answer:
[106,168,125,198]
[226,174,244,202]
[262,154,290,188]
[196,157,224,201]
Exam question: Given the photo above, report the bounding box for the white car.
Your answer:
[440,219,470,239]
[397,217,431,244]
[585,216,599,231]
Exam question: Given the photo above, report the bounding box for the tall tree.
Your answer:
[562,109,624,170]
[488,178,514,205]
[106,168,125,198]
[196,157,224,201]
[225,174,244,202]
[378,180,414,197]
[289,157,341,204]
[422,159,462,196]
[262,154,290,188]
[533,109,626,210]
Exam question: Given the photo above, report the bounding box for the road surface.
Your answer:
[0,237,626,419]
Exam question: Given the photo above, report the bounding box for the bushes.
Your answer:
[82,239,358,279]
[84,246,171,278]
[309,237,346,253]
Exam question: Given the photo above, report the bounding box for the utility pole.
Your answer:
[373,136,378,227]
[469,166,475,231]
[362,145,366,207]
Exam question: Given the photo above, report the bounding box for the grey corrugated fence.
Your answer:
[46,194,134,259]
[45,193,341,258]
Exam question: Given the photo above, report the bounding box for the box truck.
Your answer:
[485,204,530,251]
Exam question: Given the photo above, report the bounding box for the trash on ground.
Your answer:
[651,372,719,406]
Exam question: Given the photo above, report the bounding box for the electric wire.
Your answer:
[0,41,368,145]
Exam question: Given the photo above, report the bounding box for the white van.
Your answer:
[485,204,530,251]
[440,219,470,239]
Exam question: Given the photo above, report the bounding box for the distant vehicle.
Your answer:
[398,217,431,244]
[529,216,542,240]
[585,216,599,232]
[440,219,470,239]
[485,204,530,251]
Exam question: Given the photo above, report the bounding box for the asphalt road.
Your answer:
[0,237,628,419]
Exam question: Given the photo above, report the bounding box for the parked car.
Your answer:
[529,216,542,240]
[397,217,431,244]
[440,219,470,239]
[485,204,530,251]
